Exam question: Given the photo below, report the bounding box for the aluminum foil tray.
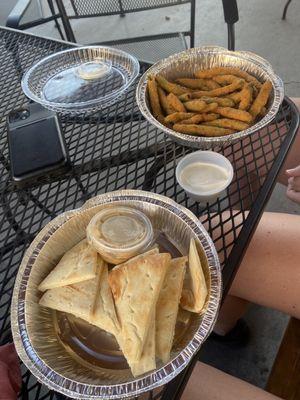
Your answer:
[11,190,221,399]
[136,46,284,149]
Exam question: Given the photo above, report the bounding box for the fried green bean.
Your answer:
[191,79,244,98]
[200,96,235,107]
[206,118,250,130]
[148,76,164,123]
[176,78,208,90]
[195,67,262,89]
[166,93,186,112]
[178,93,193,102]
[156,75,189,96]
[173,123,235,137]
[249,81,272,119]
[213,74,245,86]
[239,83,253,111]
[202,102,218,113]
[227,91,242,103]
[184,100,207,112]
[165,112,196,123]
[157,86,174,115]
[178,113,219,124]
[216,107,253,123]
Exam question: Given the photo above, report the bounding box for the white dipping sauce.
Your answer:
[180,162,229,192]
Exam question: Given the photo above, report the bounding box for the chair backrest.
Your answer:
[69,0,193,18]
[6,0,237,52]
[58,0,196,53]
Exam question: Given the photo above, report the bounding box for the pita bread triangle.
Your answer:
[39,258,103,321]
[156,256,187,363]
[177,306,191,324]
[128,309,156,377]
[90,258,120,336]
[38,239,98,292]
[109,251,170,362]
[180,238,208,313]
[112,247,159,271]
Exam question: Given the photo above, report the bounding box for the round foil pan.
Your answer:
[136,46,284,149]
[11,190,221,399]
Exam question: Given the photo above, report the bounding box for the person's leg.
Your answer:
[213,211,300,334]
[182,362,282,400]
[209,99,300,334]
[229,211,300,316]
[213,295,249,336]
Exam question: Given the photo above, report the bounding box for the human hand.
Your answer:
[286,165,300,204]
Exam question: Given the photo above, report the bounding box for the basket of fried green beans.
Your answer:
[136,46,284,148]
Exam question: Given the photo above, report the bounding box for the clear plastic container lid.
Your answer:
[42,60,117,104]
[86,206,153,264]
[21,46,140,114]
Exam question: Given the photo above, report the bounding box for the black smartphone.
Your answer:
[7,103,70,187]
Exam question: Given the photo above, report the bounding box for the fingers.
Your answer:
[288,176,300,192]
[286,165,300,177]
[286,174,300,204]
[286,188,300,205]
[293,176,300,191]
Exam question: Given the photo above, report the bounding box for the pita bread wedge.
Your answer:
[38,239,98,292]
[177,307,191,325]
[156,257,187,363]
[90,259,120,335]
[109,252,170,362]
[180,238,208,313]
[126,310,156,377]
[39,260,103,320]
[113,247,159,271]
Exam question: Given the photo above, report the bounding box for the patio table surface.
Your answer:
[0,26,299,400]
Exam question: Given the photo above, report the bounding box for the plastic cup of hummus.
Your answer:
[86,206,154,264]
[176,151,234,203]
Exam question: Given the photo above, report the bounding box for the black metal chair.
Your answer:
[282,0,293,20]
[7,0,195,62]
[7,0,239,62]
[6,0,66,40]
[57,0,195,48]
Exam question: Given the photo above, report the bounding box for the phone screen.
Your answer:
[9,117,67,180]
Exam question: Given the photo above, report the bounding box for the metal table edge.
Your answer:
[0,24,79,47]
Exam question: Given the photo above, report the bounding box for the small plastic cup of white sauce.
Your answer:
[86,206,154,264]
[176,151,234,203]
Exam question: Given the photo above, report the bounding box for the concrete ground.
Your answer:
[1,0,299,394]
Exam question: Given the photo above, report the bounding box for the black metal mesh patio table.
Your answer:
[0,27,298,400]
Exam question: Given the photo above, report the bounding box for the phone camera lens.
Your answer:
[20,110,30,120]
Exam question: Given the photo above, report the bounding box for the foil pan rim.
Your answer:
[136,46,284,149]
[12,190,221,399]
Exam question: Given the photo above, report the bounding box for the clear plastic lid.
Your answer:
[42,60,123,105]
[21,46,140,114]
[86,206,153,264]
